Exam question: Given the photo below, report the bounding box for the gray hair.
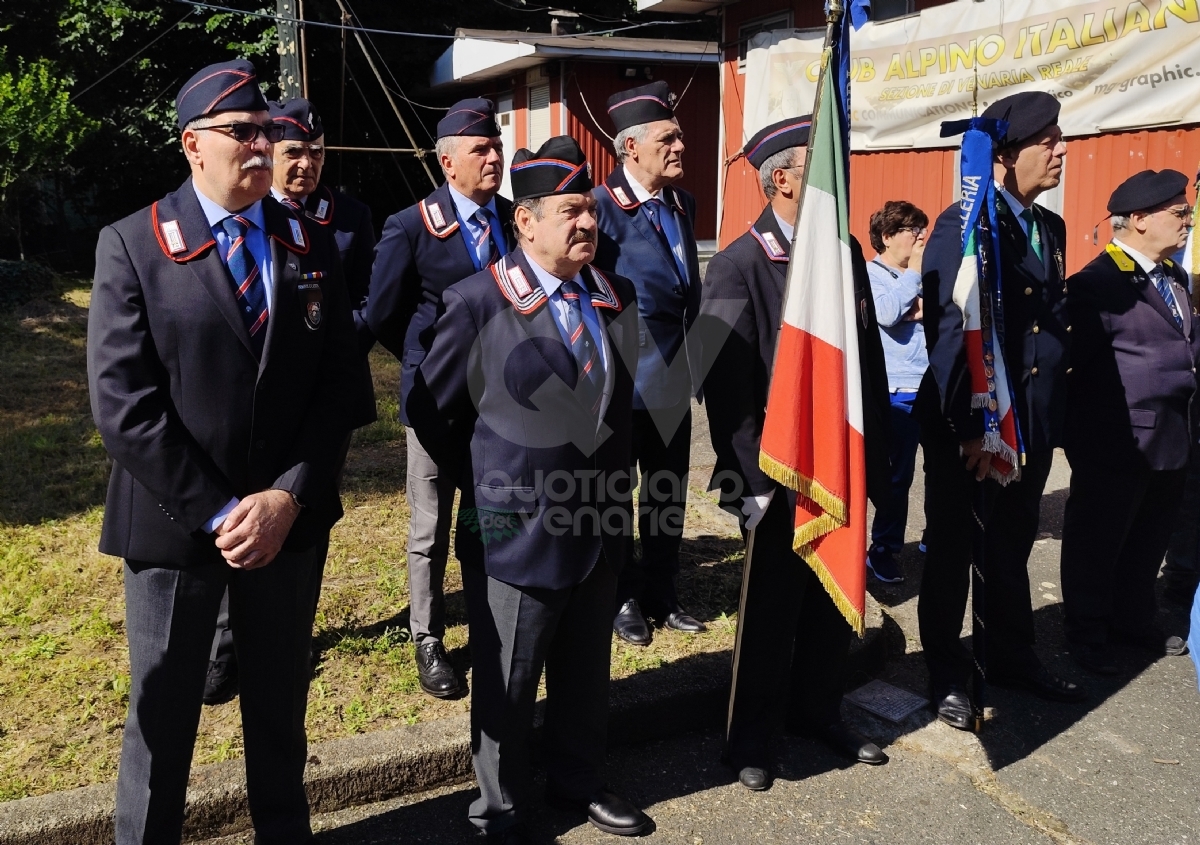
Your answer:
[613,123,652,164]
[435,136,461,173]
[512,197,546,243]
[183,114,218,133]
[1110,214,1130,231]
[759,147,800,199]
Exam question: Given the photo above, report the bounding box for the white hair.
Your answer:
[1110,214,1130,231]
[435,136,461,173]
[758,147,800,199]
[613,123,652,164]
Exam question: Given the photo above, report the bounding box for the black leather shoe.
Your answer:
[202,658,239,706]
[613,600,652,646]
[736,765,771,790]
[809,721,888,765]
[415,640,462,699]
[1073,643,1119,676]
[1111,626,1188,656]
[932,686,974,731]
[546,788,652,836]
[663,610,707,633]
[990,666,1087,702]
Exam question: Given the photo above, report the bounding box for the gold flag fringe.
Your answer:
[797,542,866,637]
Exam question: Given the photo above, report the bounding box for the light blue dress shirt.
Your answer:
[448,184,504,271]
[524,257,609,374]
[623,165,689,283]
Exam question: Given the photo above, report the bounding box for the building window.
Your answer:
[872,0,915,21]
[528,83,551,151]
[737,12,792,71]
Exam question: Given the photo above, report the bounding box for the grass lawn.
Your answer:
[0,275,743,801]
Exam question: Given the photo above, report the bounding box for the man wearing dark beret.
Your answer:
[1059,169,1197,675]
[87,59,366,843]
[698,117,892,789]
[408,137,651,842]
[593,80,707,646]
[357,97,514,700]
[919,89,1085,731]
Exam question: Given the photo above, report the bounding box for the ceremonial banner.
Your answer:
[758,44,867,635]
[744,0,1200,150]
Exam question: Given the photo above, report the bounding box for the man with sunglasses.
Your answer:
[1059,169,1198,676]
[87,59,365,844]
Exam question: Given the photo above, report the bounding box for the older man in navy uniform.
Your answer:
[701,118,892,790]
[593,80,705,644]
[204,96,378,706]
[358,99,514,699]
[409,137,651,842]
[1061,169,1198,675]
[87,60,363,844]
[920,91,1086,730]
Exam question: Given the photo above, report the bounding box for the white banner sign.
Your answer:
[744,0,1200,151]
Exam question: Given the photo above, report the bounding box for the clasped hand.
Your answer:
[214,489,301,570]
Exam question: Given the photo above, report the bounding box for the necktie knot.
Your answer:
[221,215,250,240]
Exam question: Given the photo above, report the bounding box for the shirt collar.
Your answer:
[1112,238,1159,274]
[994,181,1031,220]
[193,182,266,233]
[447,184,498,222]
[622,164,663,204]
[524,253,583,298]
[773,210,794,245]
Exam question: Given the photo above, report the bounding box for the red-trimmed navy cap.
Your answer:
[509,136,593,201]
[1108,169,1190,215]
[268,98,324,141]
[606,81,675,134]
[176,60,269,129]
[437,98,501,139]
[742,116,813,169]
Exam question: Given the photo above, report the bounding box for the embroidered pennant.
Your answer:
[289,218,306,248]
[161,220,186,254]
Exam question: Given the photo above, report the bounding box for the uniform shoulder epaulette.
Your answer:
[1105,242,1137,273]
[491,256,547,314]
[750,225,788,263]
[151,201,215,262]
[419,197,460,238]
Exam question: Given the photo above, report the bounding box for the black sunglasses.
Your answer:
[195,121,286,145]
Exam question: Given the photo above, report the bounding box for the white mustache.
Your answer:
[242,156,273,170]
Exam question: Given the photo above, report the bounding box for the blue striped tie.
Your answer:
[220,215,269,357]
[474,209,500,267]
[1151,265,1183,329]
[560,280,604,416]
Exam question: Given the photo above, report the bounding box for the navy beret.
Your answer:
[743,116,812,169]
[176,60,268,129]
[437,98,500,139]
[607,81,675,134]
[981,91,1060,148]
[268,99,323,141]
[509,136,593,201]
[1108,169,1190,215]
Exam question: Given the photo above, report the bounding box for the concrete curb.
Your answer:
[0,595,885,845]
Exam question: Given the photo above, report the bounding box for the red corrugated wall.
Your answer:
[566,60,720,241]
[849,149,958,252]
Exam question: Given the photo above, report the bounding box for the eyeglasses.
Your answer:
[194,122,286,145]
[897,226,927,236]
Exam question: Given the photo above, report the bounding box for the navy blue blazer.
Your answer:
[408,249,639,590]
[299,184,376,310]
[87,178,369,566]
[922,197,1069,452]
[593,167,702,410]
[1065,246,1200,471]
[357,181,514,425]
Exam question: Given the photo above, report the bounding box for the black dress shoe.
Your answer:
[808,721,888,765]
[736,765,771,791]
[990,666,1087,702]
[1110,626,1188,656]
[932,686,974,731]
[546,788,652,836]
[202,658,239,706]
[415,640,462,699]
[613,600,652,646]
[1073,643,1119,676]
[663,610,707,633]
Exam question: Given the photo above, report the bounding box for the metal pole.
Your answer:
[971,482,988,733]
[299,0,309,99]
[276,0,302,100]
[325,145,422,153]
[338,8,348,184]
[333,0,438,189]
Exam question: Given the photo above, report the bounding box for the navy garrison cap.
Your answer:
[743,116,813,169]
[509,136,593,201]
[981,91,1060,148]
[268,99,324,141]
[607,81,675,133]
[437,98,500,139]
[176,60,268,129]
[1108,169,1190,214]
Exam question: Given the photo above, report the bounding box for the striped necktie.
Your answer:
[560,279,604,417]
[474,208,499,267]
[279,195,304,213]
[220,215,269,357]
[1151,265,1184,329]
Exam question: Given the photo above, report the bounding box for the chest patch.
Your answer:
[160,220,186,254]
[298,282,323,331]
[289,218,307,248]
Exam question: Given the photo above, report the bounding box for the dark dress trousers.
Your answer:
[699,207,890,768]
[593,167,703,614]
[1060,247,1200,644]
[918,196,1070,691]
[301,183,377,309]
[88,178,363,844]
[408,249,638,834]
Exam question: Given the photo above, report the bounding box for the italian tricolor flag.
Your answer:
[758,48,866,635]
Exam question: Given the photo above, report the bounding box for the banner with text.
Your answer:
[744,0,1200,151]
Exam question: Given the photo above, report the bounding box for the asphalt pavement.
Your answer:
[198,448,1200,845]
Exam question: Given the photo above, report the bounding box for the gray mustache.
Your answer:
[242,156,273,170]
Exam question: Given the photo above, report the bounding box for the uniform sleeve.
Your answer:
[922,205,983,442]
[698,252,774,500]
[357,211,415,358]
[87,225,236,533]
